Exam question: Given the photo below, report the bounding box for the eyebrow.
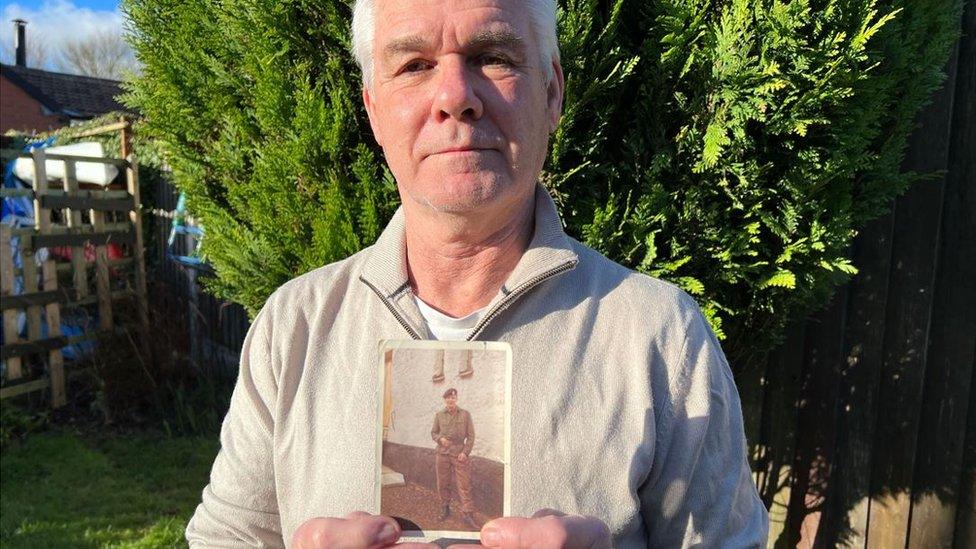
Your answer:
[383,35,428,60]
[466,29,526,55]
[382,29,527,62]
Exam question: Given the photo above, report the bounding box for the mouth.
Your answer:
[427,147,495,158]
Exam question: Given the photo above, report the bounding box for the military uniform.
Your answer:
[431,406,475,515]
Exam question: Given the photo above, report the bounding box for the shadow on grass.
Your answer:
[1,431,219,548]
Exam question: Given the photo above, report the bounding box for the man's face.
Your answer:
[444,394,458,411]
[363,0,564,214]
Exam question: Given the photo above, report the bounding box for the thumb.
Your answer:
[481,514,611,549]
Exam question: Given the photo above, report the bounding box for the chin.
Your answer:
[411,175,518,214]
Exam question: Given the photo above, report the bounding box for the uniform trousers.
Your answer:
[435,453,474,513]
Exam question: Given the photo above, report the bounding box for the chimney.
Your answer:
[13,19,26,67]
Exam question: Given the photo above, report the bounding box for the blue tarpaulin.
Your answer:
[2,138,96,362]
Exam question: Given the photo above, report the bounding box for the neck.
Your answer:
[404,193,535,318]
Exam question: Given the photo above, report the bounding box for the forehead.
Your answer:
[373,0,533,52]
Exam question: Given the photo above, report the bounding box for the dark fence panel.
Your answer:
[150,174,249,376]
[754,3,976,546]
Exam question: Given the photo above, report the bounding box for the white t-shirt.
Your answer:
[414,295,487,341]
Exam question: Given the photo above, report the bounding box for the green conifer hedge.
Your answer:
[123,0,960,368]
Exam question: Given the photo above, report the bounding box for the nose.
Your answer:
[432,57,483,121]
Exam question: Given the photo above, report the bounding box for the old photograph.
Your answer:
[376,340,511,540]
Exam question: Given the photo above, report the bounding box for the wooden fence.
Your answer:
[0,125,150,408]
[150,174,249,376]
[741,3,975,546]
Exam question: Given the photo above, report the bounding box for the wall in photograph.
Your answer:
[387,347,506,462]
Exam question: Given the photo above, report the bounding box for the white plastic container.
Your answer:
[13,141,120,186]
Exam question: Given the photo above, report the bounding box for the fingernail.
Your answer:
[481,527,501,546]
[376,522,397,543]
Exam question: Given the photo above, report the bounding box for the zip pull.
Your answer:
[360,277,424,340]
[467,260,578,341]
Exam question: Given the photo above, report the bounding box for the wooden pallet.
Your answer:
[0,120,149,408]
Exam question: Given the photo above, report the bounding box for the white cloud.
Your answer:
[0,0,127,72]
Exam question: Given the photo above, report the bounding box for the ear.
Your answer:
[363,84,384,147]
[546,59,565,133]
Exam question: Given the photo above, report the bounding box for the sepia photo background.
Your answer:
[385,347,506,461]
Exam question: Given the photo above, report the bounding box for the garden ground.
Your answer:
[0,429,219,548]
[382,481,491,533]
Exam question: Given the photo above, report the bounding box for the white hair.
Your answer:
[351,0,560,89]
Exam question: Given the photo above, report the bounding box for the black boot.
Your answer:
[438,504,451,521]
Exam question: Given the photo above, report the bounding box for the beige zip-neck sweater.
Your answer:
[186,185,769,547]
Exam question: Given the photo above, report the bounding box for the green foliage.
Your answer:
[122,0,398,314]
[154,368,233,437]
[545,0,960,365]
[0,402,48,446]
[123,0,960,368]
[84,325,235,437]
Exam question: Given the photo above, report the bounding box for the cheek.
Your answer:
[500,85,549,157]
[381,103,426,163]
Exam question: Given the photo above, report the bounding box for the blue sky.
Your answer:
[0,0,127,70]
[67,0,118,10]
[1,0,119,12]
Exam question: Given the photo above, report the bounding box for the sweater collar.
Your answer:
[359,184,579,337]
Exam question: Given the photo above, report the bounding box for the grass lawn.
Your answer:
[1,429,219,548]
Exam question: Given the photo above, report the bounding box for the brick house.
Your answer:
[1,20,129,135]
[1,63,129,134]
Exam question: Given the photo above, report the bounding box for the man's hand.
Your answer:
[292,512,435,549]
[457,453,468,463]
[472,509,612,549]
[439,437,451,447]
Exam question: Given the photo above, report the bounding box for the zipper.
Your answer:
[362,258,578,342]
[466,259,578,341]
[360,276,423,340]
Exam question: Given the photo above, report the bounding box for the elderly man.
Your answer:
[186,0,769,547]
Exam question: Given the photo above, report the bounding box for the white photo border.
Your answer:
[374,339,513,541]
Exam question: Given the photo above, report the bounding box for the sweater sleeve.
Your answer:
[186,304,284,548]
[639,298,769,548]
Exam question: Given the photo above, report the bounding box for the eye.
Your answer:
[399,59,432,74]
[475,53,513,67]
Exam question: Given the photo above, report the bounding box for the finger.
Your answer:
[346,514,401,549]
[292,515,400,549]
[344,513,403,549]
[481,515,610,549]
